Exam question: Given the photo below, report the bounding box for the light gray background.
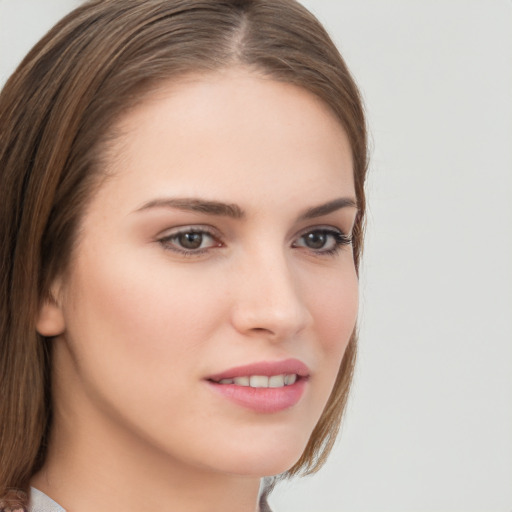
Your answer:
[1,1,511,511]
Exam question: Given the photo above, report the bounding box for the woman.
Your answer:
[0,1,367,511]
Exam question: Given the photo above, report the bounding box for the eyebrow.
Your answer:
[135,196,357,220]
[297,197,358,221]
[135,197,245,218]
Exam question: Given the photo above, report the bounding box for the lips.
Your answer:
[207,358,309,381]
[205,358,309,413]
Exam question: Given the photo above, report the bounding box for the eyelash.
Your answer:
[292,228,352,256]
[157,226,352,257]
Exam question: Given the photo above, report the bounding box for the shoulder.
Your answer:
[28,489,65,512]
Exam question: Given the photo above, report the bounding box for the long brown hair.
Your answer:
[0,0,367,507]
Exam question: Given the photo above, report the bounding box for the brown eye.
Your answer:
[303,231,328,249]
[178,232,204,249]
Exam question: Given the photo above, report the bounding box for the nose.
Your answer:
[229,250,312,342]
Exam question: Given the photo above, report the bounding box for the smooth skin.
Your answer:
[33,68,359,512]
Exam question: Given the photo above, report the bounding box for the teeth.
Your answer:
[216,374,298,388]
[284,374,297,385]
[233,376,250,386]
[249,375,269,388]
[269,375,285,388]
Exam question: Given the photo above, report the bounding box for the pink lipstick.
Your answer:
[206,358,309,413]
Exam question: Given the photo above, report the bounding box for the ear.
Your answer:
[36,281,66,337]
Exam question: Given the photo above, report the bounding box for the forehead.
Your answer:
[99,68,354,212]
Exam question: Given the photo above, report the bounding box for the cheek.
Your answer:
[310,264,358,352]
[304,264,358,395]
[61,246,226,400]
[81,247,218,331]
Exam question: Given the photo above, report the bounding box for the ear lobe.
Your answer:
[36,286,65,337]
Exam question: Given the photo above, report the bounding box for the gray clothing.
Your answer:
[28,488,65,512]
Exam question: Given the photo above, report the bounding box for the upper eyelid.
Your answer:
[157,224,221,239]
[295,224,349,238]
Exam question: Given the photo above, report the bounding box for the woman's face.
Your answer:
[41,68,358,477]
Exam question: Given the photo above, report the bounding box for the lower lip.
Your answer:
[207,379,307,413]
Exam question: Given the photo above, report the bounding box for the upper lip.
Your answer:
[207,358,310,381]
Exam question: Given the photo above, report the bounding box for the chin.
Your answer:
[203,432,310,478]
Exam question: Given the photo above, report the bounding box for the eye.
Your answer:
[158,227,222,255]
[293,228,352,255]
